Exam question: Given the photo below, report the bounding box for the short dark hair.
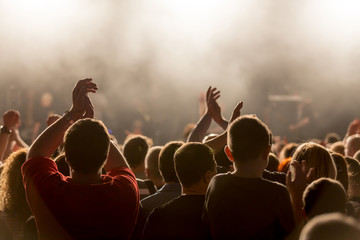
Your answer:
[174,143,216,188]
[325,132,341,145]
[64,119,110,174]
[159,141,183,183]
[54,154,70,176]
[331,152,349,192]
[227,115,271,162]
[122,134,151,168]
[303,178,346,220]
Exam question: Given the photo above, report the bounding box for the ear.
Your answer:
[145,168,150,178]
[225,145,234,162]
[203,170,215,185]
[302,207,309,222]
[263,145,271,161]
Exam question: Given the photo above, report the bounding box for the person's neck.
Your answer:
[152,177,165,189]
[182,184,207,195]
[70,171,102,184]
[232,160,264,178]
[132,164,146,179]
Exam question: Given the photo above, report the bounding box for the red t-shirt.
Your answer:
[22,157,139,240]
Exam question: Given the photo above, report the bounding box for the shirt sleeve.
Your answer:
[22,157,61,189]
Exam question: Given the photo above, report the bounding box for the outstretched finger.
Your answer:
[206,86,211,101]
[230,101,243,122]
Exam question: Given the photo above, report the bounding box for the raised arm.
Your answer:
[104,141,130,171]
[205,101,243,153]
[0,110,20,161]
[187,87,220,142]
[27,78,98,160]
[286,160,314,225]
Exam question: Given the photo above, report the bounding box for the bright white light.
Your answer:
[150,0,252,42]
[2,0,80,35]
[302,0,360,45]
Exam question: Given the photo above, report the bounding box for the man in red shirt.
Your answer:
[22,79,139,239]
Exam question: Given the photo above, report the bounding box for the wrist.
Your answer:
[63,109,82,125]
[0,125,12,134]
[67,108,83,122]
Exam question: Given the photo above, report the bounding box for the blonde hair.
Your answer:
[0,149,31,220]
[293,142,336,180]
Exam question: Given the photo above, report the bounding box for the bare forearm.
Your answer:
[0,133,10,161]
[104,141,130,171]
[187,111,212,143]
[15,136,29,149]
[290,196,304,226]
[215,117,228,131]
[204,130,227,154]
[27,115,73,160]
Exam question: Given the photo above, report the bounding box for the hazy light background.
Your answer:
[1,0,360,144]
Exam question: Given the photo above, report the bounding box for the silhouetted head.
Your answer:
[303,178,346,220]
[226,115,271,163]
[174,142,216,188]
[64,118,110,174]
[159,141,184,183]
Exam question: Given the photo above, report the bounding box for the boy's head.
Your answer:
[159,141,184,183]
[122,134,151,169]
[64,118,110,175]
[226,115,271,162]
[174,142,216,188]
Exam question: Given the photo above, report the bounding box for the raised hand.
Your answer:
[3,110,20,131]
[345,119,360,138]
[286,160,314,197]
[69,78,98,121]
[229,101,244,123]
[206,86,226,128]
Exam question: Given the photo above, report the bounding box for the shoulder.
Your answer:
[210,172,233,184]
[261,178,289,197]
[22,157,57,174]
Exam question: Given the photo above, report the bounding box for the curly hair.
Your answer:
[0,149,31,220]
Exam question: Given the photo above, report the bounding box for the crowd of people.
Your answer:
[1,78,360,239]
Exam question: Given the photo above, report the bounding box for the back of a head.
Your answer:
[174,142,216,188]
[159,141,184,183]
[331,152,349,192]
[145,146,162,177]
[345,157,360,181]
[324,132,341,146]
[293,142,336,180]
[266,153,280,172]
[345,157,360,197]
[279,143,298,161]
[64,118,110,175]
[300,213,360,240]
[353,150,360,162]
[54,153,70,177]
[330,141,345,156]
[227,115,271,162]
[345,134,360,157]
[303,178,347,220]
[123,134,151,169]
